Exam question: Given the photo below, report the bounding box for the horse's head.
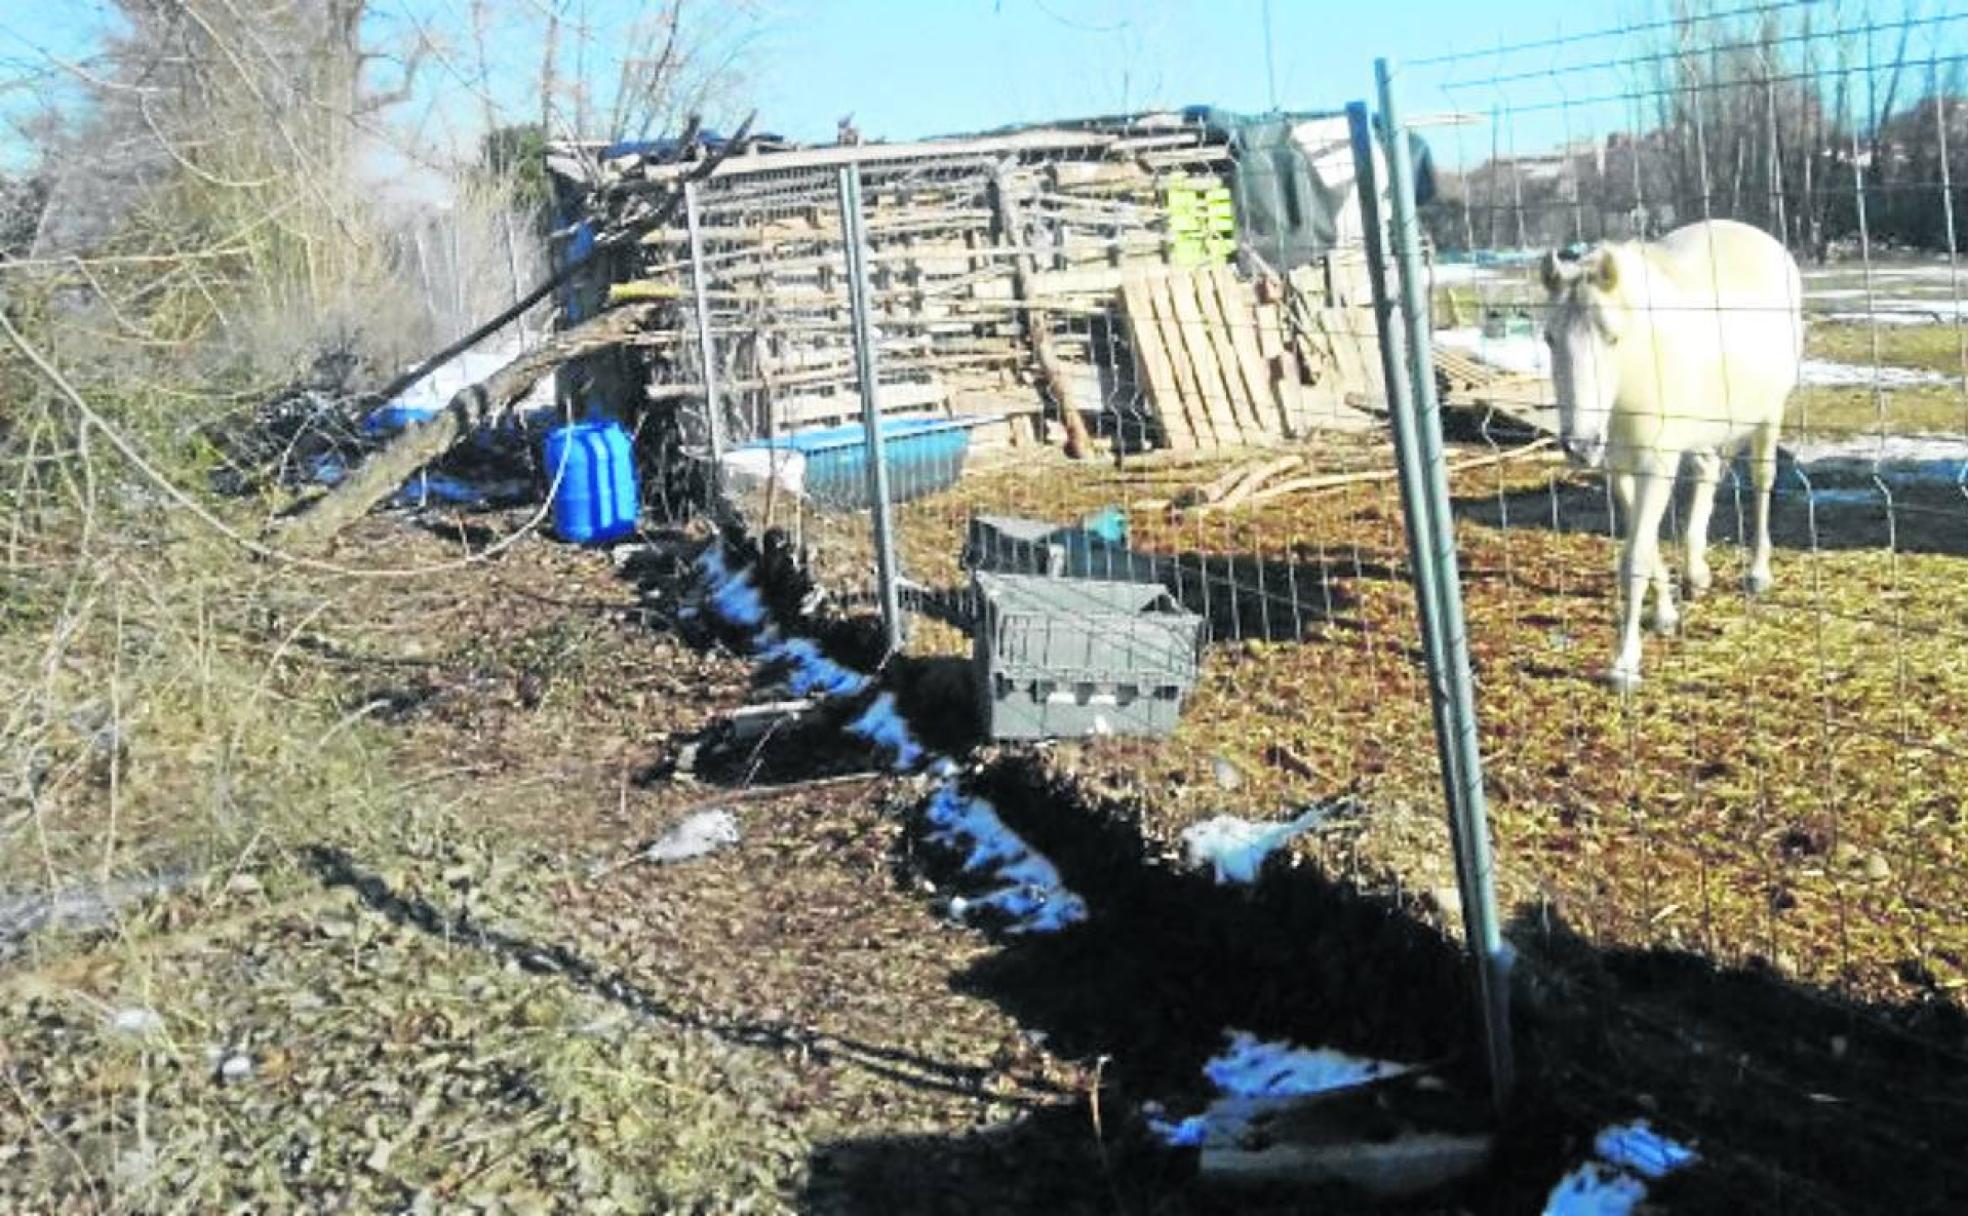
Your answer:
[1539,245,1636,469]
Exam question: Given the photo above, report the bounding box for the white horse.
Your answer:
[1538,219,1804,691]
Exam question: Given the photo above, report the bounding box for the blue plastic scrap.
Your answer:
[1543,1164,1651,1216]
[696,546,767,630]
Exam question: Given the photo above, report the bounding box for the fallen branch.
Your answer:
[276,304,655,554]
[1191,437,1557,515]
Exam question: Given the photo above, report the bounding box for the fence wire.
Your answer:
[1383,7,1968,1208]
[644,20,1968,1202]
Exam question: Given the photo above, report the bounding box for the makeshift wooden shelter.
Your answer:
[539,107,1436,470]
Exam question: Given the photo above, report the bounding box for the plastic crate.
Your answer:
[972,571,1203,740]
[961,513,1162,585]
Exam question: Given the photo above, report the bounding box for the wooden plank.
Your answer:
[992,167,1093,459]
[1165,271,1241,447]
[1211,267,1282,440]
[1120,277,1196,451]
[1190,267,1261,439]
[1254,301,1303,437]
[1148,276,1217,448]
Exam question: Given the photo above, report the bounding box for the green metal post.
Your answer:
[1371,61,1516,1108]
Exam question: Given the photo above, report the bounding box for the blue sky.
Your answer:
[5,1,1962,182]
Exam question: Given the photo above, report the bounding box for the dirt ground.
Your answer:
[4,422,1968,1212]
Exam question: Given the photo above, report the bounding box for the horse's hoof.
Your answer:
[1605,664,1643,694]
[1686,566,1712,599]
[1745,569,1773,596]
[1649,611,1681,637]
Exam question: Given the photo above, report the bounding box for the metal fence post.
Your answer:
[837,164,905,656]
[1362,64,1516,1108]
[684,180,727,497]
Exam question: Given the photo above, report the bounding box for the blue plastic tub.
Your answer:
[543,420,639,543]
[740,415,988,511]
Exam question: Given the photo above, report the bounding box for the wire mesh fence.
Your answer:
[1394,2,1967,1004]
[647,16,1968,1198]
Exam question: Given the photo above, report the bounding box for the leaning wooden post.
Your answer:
[991,165,1092,459]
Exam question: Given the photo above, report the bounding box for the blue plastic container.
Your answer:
[739,415,989,511]
[543,420,639,543]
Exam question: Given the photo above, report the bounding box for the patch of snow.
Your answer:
[1593,1121,1699,1181]
[720,448,808,499]
[1204,1030,1412,1098]
[1799,359,1948,388]
[1784,434,1968,496]
[1435,326,1551,376]
[1144,1030,1416,1149]
[1541,1120,1698,1216]
[1821,299,1968,324]
[923,784,1088,935]
[364,338,556,435]
[644,809,741,864]
[846,693,925,770]
[1180,805,1340,884]
[756,636,871,699]
[1430,262,1507,286]
[109,1007,164,1036]
[1787,434,1968,465]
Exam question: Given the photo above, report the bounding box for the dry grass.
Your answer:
[854,437,1968,1009]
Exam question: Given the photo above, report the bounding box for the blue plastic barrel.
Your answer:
[543,420,638,544]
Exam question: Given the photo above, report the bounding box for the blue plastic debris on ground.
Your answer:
[1543,1164,1651,1216]
[1541,1120,1698,1215]
[1593,1121,1698,1181]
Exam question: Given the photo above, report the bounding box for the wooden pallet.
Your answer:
[1120,267,1299,451]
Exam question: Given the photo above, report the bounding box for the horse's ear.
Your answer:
[1591,249,1620,293]
[1539,250,1567,294]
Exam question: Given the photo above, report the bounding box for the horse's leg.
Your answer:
[1746,421,1780,594]
[1683,448,1725,599]
[1614,467,1678,635]
[1611,463,1674,691]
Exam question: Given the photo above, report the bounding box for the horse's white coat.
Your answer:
[1540,219,1804,690]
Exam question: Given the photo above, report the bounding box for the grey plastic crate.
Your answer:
[972,570,1204,740]
[962,514,1165,584]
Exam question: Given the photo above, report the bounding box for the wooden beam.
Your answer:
[631,129,1118,185]
[992,167,1092,459]
[277,305,654,553]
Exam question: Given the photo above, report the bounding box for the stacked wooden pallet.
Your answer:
[1120,266,1294,450]
[1121,264,1389,451]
